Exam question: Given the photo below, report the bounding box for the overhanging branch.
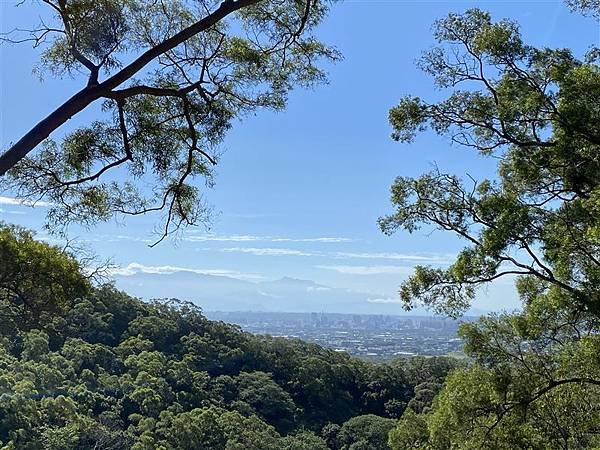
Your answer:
[0,0,261,176]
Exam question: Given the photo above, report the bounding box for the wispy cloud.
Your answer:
[78,234,154,244]
[220,247,315,257]
[0,208,26,215]
[307,286,332,292]
[186,234,353,243]
[272,237,353,243]
[105,235,153,244]
[0,196,51,207]
[333,251,453,264]
[317,265,414,275]
[367,297,404,304]
[187,234,263,242]
[110,262,264,281]
[212,247,452,265]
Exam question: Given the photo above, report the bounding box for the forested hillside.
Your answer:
[0,226,460,449]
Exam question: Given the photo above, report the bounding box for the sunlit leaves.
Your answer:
[39,0,129,77]
[0,224,90,322]
[388,97,428,143]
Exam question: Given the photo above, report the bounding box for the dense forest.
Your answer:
[1,0,600,448]
[0,225,460,449]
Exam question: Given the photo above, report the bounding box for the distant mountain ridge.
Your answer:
[113,270,489,316]
[114,271,403,314]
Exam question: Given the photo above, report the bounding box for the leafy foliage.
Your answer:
[0,224,90,325]
[384,6,600,449]
[336,414,397,450]
[381,8,600,318]
[389,301,600,449]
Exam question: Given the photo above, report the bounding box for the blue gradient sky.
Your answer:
[1,1,598,313]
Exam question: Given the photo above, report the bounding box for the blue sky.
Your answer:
[1,1,598,313]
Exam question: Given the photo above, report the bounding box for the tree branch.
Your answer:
[0,0,261,176]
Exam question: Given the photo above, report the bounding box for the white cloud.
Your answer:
[0,196,51,207]
[334,251,453,263]
[317,265,414,275]
[79,234,154,244]
[107,235,154,244]
[272,237,353,243]
[81,233,353,247]
[306,286,332,292]
[0,208,26,215]
[206,247,448,266]
[110,263,264,281]
[220,247,315,257]
[367,297,404,304]
[186,234,353,243]
[187,234,263,242]
[257,290,282,298]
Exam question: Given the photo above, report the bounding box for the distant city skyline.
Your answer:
[206,311,466,360]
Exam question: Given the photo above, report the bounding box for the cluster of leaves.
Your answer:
[383,3,600,448]
[0,224,90,326]
[0,225,460,449]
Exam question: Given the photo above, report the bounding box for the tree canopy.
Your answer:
[380,7,600,318]
[0,0,338,243]
[0,224,90,325]
[383,4,600,448]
